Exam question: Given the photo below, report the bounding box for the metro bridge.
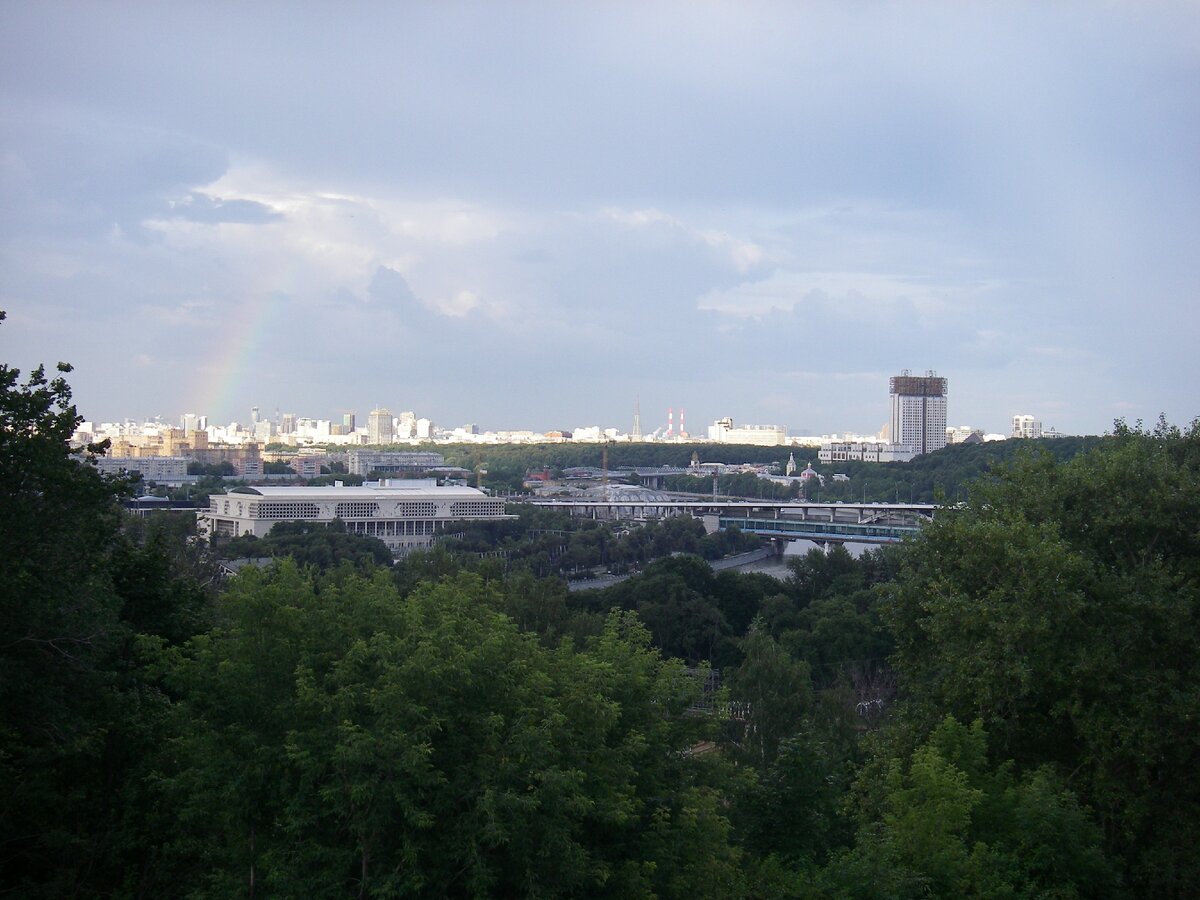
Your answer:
[514,496,937,546]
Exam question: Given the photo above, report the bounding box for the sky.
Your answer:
[2,2,1198,436]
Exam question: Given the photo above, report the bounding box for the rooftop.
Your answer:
[229,480,491,500]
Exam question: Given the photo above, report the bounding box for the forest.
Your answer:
[3,335,1198,897]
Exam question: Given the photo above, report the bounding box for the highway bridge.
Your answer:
[515,496,937,546]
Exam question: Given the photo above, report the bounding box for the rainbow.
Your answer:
[192,291,285,423]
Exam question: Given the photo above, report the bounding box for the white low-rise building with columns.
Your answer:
[198,479,512,556]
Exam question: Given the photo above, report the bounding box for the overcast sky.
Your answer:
[2,2,1197,435]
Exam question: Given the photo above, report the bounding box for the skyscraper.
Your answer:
[889,371,948,455]
[368,407,394,445]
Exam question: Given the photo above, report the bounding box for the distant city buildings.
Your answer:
[367,407,394,444]
[706,417,788,446]
[79,370,1068,462]
[815,370,952,464]
[946,425,984,445]
[348,450,445,476]
[94,455,190,483]
[817,441,919,464]
[890,371,948,455]
[1011,414,1043,439]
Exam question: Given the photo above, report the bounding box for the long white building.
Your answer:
[706,417,789,446]
[95,456,191,483]
[198,479,511,556]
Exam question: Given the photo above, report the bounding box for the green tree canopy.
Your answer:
[882,419,1200,895]
[159,563,745,898]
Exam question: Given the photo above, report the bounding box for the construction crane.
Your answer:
[472,449,487,490]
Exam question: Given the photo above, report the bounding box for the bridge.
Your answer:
[716,515,919,544]
[514,496,937,546]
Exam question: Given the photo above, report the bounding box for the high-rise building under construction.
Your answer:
[889,371,948,455]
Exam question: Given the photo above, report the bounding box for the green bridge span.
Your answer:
[719,516,920,544]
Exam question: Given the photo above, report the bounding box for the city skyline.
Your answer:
[2,4,1198,434]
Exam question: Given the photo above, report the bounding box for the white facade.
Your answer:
[198,480,512,556]
[817,442,917,464]
[706,417,788,446]
[889,372,948,455]
[1011,415,1043,439]
[946,424,983,444]
[348,450,444,476]
[367,408,395,445]
[95,456,190,482]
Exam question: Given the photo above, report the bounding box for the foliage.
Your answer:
[0,315,214,896]
[445,506,760,580]
[662,437,1106,503]
[187,460,234,476]
[882,418,1200,895]
[218,519,394,571]
[158,563,744,898]
[816,717,1119,898]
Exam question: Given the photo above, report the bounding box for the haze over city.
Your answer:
[2,3,1197,435]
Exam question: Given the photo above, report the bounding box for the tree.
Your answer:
[883,420,1200,895]
[729,621,812,766]
[219,519,393,570]
[1,314,220,895]
[159,564,746,898]
[816,717,1119,898]
[1,314,216,895]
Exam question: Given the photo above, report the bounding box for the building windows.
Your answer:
[335,501,381,518]
[257,501,321,519]
[396,502,438,517]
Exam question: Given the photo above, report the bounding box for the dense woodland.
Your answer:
[4,333,1198,897]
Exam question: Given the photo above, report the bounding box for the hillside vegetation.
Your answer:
[3,331,1196,897]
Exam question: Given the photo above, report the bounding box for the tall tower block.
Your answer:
[889,370,948,455]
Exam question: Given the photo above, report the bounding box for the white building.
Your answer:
[95,456,191,483]
[706,417,789,446]
[889,371,948,455]
[367,408,395,445]
[817,441,917,464]
[198,480,512,557]
[348,450,445,476]
[946,424,983,445]
[1011,415,1043,439]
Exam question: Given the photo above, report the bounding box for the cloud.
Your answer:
[166,191,281,224]
[696,270,961,319]
[367,265,420,308]
[599,206,769,273]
